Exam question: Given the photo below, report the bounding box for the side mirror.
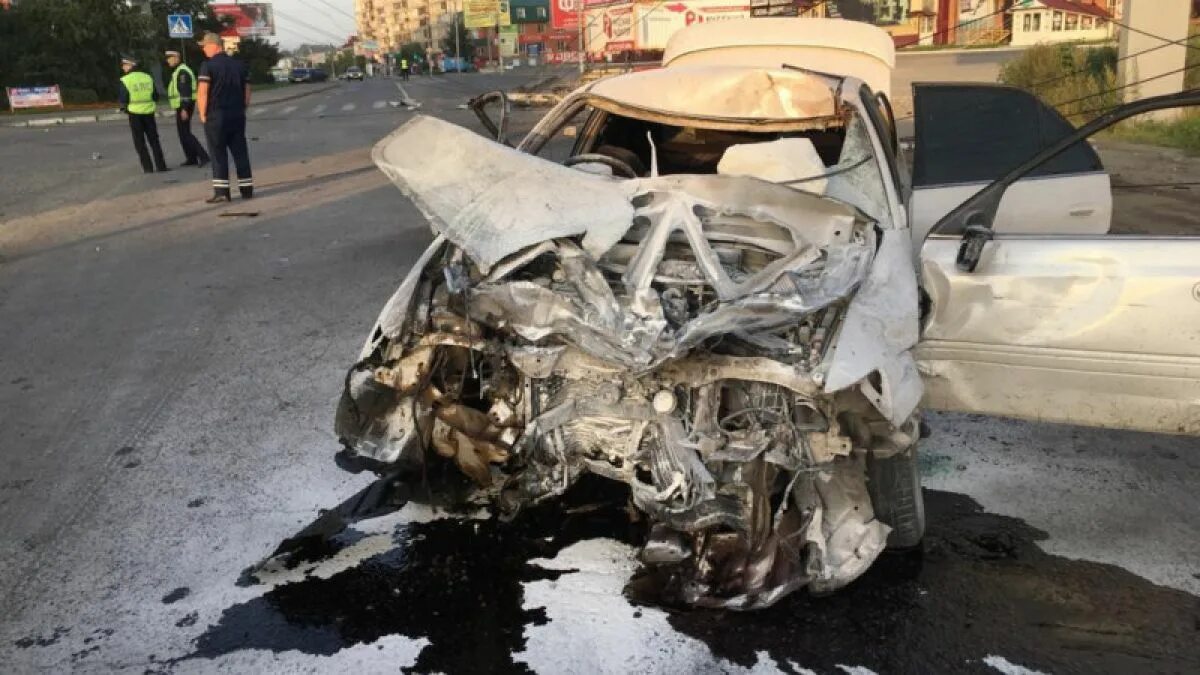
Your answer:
[467,90,510,146]
[956,222,994,272]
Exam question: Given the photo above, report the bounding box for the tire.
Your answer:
[867,443,926,549]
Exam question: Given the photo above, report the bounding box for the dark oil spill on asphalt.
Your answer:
[183,484,1200,675]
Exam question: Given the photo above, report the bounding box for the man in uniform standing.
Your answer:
[165,49,210,168]
[118,56,168,174]
[400,55,409,81]
[196,32,252,203]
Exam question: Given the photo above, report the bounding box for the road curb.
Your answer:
[4,83,339,129]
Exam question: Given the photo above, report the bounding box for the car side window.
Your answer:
[535,105,597,164]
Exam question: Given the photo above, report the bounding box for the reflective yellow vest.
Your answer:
[168,63,195,110]
[121,71,156,115]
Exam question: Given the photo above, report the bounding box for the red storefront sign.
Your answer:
[549,0,581,30]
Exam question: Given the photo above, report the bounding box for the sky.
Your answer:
[263,0,358,49]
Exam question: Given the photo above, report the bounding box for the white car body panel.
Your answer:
[908,172,1113,253]
[917,235,1200,435]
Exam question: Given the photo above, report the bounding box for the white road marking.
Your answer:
[341,103,356,112]
[372,100,386,109]
[281,105,298,115]
[251,107,267,116]
[313,104,326,115]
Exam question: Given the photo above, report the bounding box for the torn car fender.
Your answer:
[822,228,923,426]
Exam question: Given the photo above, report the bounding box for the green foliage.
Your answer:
[0,0,146,101]
[235,37,283,84]
[0,0,277,103]
[999,43,1121,123]
[399,42,427,62]
[61,88,100,105]
[440,14,477,61]
[1109,115,1200,155]
[332,50,367,74]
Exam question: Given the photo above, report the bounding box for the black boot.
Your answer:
[239,186,253,199]
[205,190,231,204]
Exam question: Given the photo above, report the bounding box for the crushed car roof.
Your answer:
[661,18,895,97]
[583,66,842,128]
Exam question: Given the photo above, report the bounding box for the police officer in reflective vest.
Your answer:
[118,56,168,174]
[196,32,253,202]
[165,49,210,168]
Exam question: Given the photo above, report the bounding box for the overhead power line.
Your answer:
[275,8,350,45]
[316,0,356,22]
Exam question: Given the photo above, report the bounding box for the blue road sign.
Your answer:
[168,14,193,39]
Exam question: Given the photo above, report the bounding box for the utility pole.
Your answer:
[454,0,461,67]
[576,0,584,74]
[496,8,504,71]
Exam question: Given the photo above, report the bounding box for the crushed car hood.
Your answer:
[339,115,924,610]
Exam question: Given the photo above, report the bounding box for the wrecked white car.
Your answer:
[329,19,1200,610]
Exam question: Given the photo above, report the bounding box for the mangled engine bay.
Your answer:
[336,114,923,609]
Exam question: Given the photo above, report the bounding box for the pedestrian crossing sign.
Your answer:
[168,14,193,39]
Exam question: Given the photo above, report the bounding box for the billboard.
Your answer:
[827,1,909,26]
[585,2,634,53]
[5,85,63,110]
[749,0,799,17]
[550,0,581,31]
[210,3,275,37]
[465,0,511,28]
[634,1,751,51]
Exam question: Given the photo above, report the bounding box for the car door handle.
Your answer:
[1069,207,1096,217]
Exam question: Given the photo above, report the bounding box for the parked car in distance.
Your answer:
[441,57,476,73]
[345,66,365,81]
[289,68,328,83]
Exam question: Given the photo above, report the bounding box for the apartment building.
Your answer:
[356,0,455,53]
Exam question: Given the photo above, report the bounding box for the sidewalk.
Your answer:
[3,82,339,129]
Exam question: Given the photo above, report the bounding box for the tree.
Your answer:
[0,0,230,105]
[0,0,147,102]
[235,37,282,84]
[440,13,476,61]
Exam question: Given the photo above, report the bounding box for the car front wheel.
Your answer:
[867,442,926,549]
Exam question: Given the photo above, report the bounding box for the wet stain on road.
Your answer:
[161,587,191,604]
[646,490,1200,674]
[187,478,642,673]
[185,487,1200,674]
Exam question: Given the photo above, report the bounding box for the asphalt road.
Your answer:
[1,72,1198,674]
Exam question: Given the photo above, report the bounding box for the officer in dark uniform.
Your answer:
[165,49,210,167]
[118,56,168,174]
[195,32,253,203]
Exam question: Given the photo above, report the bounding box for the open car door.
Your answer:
[908,83,1112,250]
[914,91,1200,435]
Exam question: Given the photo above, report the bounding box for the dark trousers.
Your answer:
[204,112,252,196]
[175,102,209,164]
[128,113,167,173]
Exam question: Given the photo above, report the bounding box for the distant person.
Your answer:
[165,49,210,168]
[400,56,409,81]
[195,32,253,203]
[118,56,168,174]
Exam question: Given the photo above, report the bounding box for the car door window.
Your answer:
[912,84,1103,191]
[908,83,1113,247]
